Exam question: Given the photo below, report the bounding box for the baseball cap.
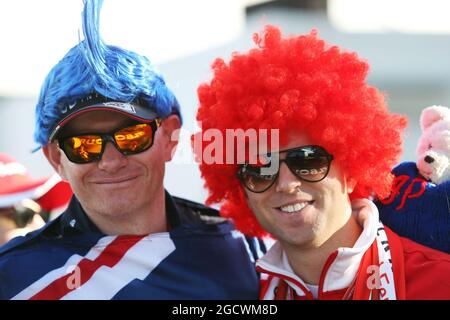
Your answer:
[0,153,48,208]
[0,153,73,212]
[47,92,159,142]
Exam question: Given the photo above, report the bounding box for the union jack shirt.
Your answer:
[0,192,265,300]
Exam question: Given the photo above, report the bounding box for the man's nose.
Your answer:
[275,162,302,193]
[97,142,128,172]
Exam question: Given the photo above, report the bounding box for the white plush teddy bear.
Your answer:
[416,105,450,184]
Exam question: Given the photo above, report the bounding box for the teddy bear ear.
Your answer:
[420,105,450,131]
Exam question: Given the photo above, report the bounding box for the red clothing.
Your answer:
[401,233,450,299]
[257,199,450,300]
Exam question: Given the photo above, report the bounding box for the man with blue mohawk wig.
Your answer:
[0,0,263,300]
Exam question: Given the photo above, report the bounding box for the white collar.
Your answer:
[256,198,380,295]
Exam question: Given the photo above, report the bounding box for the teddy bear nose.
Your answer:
[424,155,434,164]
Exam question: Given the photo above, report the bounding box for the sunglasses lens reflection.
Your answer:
[60,123,156,163]
[286,156,331,182]
[239,146,333,193]
[63,135,102,162]
[241,166,277,193]
[114,124,153,153]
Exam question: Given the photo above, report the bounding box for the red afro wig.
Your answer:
[194,25,407,237]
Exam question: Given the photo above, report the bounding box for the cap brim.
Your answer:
[34,174,72,212]
[0,176,49,208]
[48,102,159,142]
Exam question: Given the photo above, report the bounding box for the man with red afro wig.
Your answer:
[194,25,450,300]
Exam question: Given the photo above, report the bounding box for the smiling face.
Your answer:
[43,110,180,231]
[244,134,356,249]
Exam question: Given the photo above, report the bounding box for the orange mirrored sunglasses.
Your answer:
[57,119,161,163]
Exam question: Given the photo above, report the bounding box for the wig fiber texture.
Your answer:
[195,25,408,237]
[34,0,180,146]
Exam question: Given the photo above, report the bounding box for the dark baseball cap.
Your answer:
[48,92,158,142]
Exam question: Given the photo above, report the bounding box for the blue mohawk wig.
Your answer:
[34,0,181,147]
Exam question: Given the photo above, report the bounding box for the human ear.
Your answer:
[160,115,181,162]
[346,177,357,194]
[42,143,68,180]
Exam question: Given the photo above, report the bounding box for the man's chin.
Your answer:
[100,202,138,215]
[271,226,315,247]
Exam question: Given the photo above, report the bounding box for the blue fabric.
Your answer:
[0,232,103,299]
[0,222,260,300]
[113,225,258,300]
[375,162,450,253]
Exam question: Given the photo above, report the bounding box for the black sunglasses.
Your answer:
[57,119,161,164]
[237,145,334,193]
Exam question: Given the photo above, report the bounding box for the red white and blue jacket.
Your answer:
[0,191,266,300]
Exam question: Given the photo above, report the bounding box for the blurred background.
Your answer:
[1,0,450,203]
